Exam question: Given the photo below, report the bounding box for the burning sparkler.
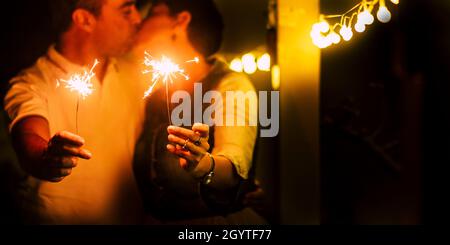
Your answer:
[142,52,199,124]
[57,59,99,133]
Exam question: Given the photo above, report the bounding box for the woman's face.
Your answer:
[135,3,178,57]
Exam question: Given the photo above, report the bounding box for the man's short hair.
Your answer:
[151,0,224,58]
[50,0,104,36]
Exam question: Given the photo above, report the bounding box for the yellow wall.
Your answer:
[278,0,321,224]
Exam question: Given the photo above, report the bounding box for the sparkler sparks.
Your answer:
[142,52,199,99]
[57,59,99,134]
[141,52,199,125]
[57,59,99,99]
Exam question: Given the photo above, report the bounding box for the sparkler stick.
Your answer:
[57,59,99,134]
[142,52,199,124]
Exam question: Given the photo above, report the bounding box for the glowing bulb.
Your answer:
[329,32,341,44]
[311,19,331,47]
[310,29,321,39]
[358,10,374,25]
[312,23,321,33]
[271,65,280,90]
[313,20,330,33]
[244,63,257,74]
[355,21,366,33]
[242,53,255,63]
[242,53,257,74]
[323,37,332,48]
[313,34,332,49]
[257,53,271,72]
[339,25,353,41]
[390,0,399,4]
[377,6,391,23]
[230,58,243,72]
[319,20,330,33]
[312,37,322,48]
[325,35,334,46]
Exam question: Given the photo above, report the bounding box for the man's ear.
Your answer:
[72,9,97,33]
[175,11,191,31]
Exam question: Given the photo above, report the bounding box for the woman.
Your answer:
[132,0,264,224]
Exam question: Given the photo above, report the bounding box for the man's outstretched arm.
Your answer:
[11,116,91,182]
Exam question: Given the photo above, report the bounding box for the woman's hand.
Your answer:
[166,123,210,171]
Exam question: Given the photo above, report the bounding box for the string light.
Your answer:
[257,53,271,72]
[377,6,392,23]
[329,31,341,44]
[340,25,353,41]
[229,53,272,74]
[230,58,243,72]
[311,0,399,48]
[271,65,280,90]
[354,21,366,33]
[242,53,257,74]
[358,10,374,25]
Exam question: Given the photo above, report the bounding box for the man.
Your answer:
[3,0,144,224]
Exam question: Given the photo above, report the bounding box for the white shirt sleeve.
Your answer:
[212,72,258,180]
[3,68,49,132]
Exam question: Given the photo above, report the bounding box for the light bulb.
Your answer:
[242,53,257,74]
[377,6,392,23]
[310,29,321,39]
[358,10,374,25]
[329,32,341,44]
[257,53,271,72]
[312,23,322,33]
[312,38,321,48]
[271,65,280,90]
[313,35,331,49]
[355,21,366,33]
[390,0,399,4]
[319,20,330,33]
[313,20,330,33]
[339,26,353,41]
[325,35,334,46]
[242,53,255,63]
[230,58,243,72]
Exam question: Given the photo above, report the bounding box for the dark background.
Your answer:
[320,0,448,224]
[0,0,447,224]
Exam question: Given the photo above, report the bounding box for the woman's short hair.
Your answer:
[151,0,224,58]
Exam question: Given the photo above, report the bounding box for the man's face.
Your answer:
[93,0,142,57]
[135,3,178,57]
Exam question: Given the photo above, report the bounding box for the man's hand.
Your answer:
[38,131,91,182]
[11,117,92,182]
